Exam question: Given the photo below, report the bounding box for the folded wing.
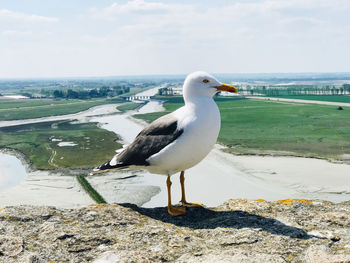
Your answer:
[92,114,184,173]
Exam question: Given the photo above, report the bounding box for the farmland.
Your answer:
[0,121,121,170]
[266,95,350,103]
[0,98,124,121]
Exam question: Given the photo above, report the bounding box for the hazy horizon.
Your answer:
[1,72,350,82]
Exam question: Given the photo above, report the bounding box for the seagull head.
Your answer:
[183,71,237,101]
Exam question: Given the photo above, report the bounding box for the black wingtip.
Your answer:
[91,160,126,175]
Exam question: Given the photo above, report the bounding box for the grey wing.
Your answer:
[116,113,184,166]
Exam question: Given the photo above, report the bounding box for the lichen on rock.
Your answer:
[0,199,350,262]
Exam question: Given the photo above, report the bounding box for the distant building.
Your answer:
[172,86,183,95]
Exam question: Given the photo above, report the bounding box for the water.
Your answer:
[134,86,165,97]
[57,142,78,147]
[90,114,144,143]
[3,95,29,99]
[0,104,119,128]
[0,153,27,190]
[137,100,164,114]
[89,90,163,144]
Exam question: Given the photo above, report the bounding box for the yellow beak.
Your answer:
[215,83,238,93]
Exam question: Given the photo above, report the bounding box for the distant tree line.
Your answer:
[240,83,350,96]
[51,86,130,99]
[158,87,174,96]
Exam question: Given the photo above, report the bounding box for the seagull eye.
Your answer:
[202,79,209,83]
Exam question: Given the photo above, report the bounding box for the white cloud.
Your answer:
[87,0,174,21]
[0,9,58,44]
[238,0,350,12]
[0,9,59,23]
[84,0,341,43]
[106,0,169,14]
[81,35,108,44]
[2,30,32,36]
[281,17,324,26]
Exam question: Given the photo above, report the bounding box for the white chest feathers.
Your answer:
[146,97,221,175]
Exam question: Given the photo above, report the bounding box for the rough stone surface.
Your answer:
[1,199,350,262]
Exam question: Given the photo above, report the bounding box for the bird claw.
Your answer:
[168,205,186,216]
[179,201,203,207]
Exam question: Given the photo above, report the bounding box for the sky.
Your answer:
[0,0,349,78]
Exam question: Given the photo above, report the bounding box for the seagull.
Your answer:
[92,71,237,216]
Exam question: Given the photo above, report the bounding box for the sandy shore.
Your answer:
[0,170,92,208]
[224,151,350,202]
[87,171,161,206]
[139,145,350,208]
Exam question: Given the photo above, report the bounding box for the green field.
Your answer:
[268,95,350,103]
[116,102,145,112]
[134,97,350,160]
[0,121,121,169]
[0,98,124,121]
[0,98,86,109]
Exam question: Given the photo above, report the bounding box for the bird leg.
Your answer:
[179,171,203,207]
[167,176,186,216]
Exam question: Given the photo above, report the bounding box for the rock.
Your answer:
[304,245,350,263]
[0,236,23,257]
[177,250,286,263]
[0,199,350,262]
[92,252,120,263]
[25,253,47,263]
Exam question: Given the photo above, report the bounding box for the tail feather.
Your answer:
[91,160,128,175]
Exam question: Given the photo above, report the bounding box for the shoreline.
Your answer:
[0,103,122,128]
[221,146,350,165]
[0,146,95,176]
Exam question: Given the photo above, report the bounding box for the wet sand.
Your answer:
[0,170,92,208]
[140,146,350,208]
[87,171,161,206]
[231,154,350,202]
